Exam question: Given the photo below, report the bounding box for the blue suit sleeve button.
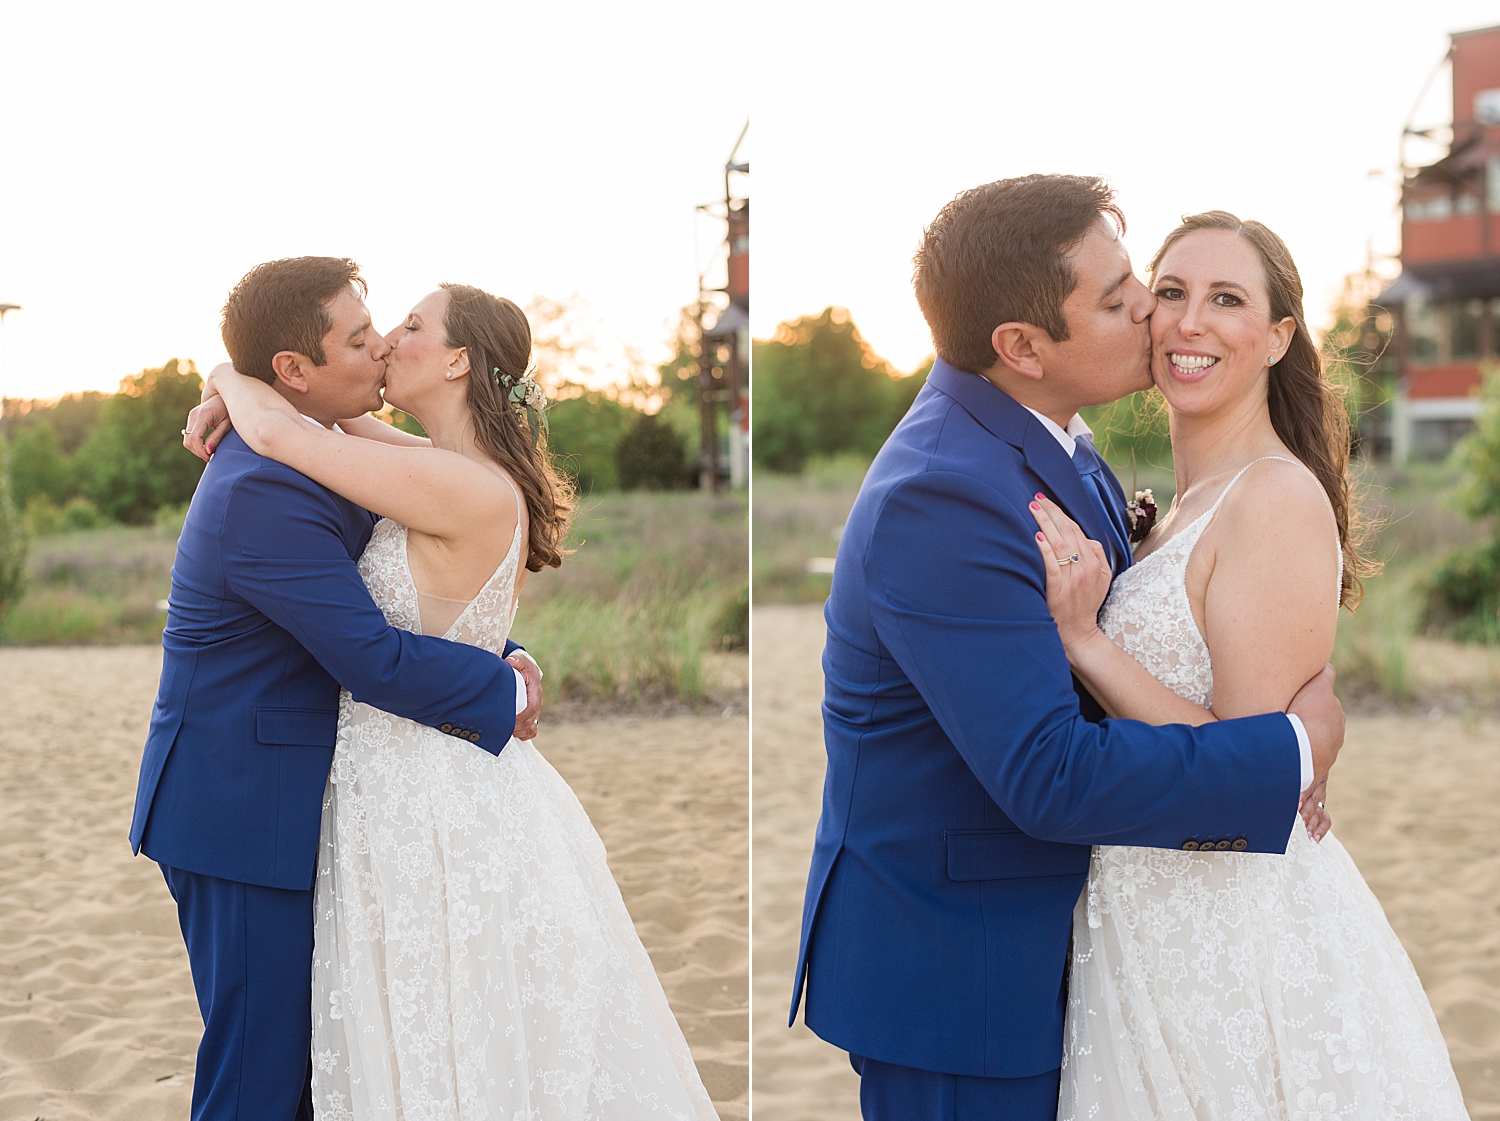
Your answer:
[1214,839,1232,851]
[1231,838,1248,851]
[440,723,453,734]
[1182,840,1200,851]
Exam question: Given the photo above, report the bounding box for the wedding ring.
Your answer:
[1317,801,1325,810]
[181,428,189,436]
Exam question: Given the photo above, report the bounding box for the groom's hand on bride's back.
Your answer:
[508,652,542,740]
[1288,664,1344,785]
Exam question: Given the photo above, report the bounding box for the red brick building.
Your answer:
[1382,22,1500,461]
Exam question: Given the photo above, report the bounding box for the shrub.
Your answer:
[154,501,191,537]
[10,422,76,508]
[713,583,749,651]
[25,495,64,536]
[616,412,688,490]
[1423,363,1500,640]
[60,496,106,531]
[1425,540,1500,642]
[546,391,634,493]
[0,437,28,623]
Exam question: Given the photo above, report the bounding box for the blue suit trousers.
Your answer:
[161,865,315,1121]
[852,1054,1060,1121]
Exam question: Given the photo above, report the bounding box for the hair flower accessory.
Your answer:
[1126,488,1157,544]
[492,364,549,448]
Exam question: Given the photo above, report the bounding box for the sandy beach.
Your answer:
[0,647,747,1121]
[752,604,1500,1121]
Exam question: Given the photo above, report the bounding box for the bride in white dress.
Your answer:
[206,284,718,1120]
[1028,213,1469,1120]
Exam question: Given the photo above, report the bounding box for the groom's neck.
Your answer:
[977,365,1079,429]
[272,382,338,429]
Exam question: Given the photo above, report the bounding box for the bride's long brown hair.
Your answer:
[1147,211,1373,608]
[440,283,574,572]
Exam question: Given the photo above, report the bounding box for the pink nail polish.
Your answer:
[1029,501,1040,510]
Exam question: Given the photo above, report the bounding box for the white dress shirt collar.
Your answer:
[1021,406,1093,458]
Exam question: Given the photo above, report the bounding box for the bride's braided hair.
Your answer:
[1148,212,1373,608]
[440,283,574,572]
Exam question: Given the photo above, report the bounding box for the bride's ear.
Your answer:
[446,347,472,383]
[1268,316,1296,366]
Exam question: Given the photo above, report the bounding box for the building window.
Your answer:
[1405,296,1440,361]
[1405,195,1453,222]
[1477,88,1500,125]
[1452,298,1482,359]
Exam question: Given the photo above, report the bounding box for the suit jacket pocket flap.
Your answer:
[255,707,338,746]
[945,829,1092,881]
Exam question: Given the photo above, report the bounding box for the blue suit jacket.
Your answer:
[792,359,1300,1078]
[130,430,521,892]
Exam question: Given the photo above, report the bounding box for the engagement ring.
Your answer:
[1058,553,1080,566]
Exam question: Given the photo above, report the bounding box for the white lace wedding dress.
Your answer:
[309,513,718,1120]
[1058,459,1469,1121]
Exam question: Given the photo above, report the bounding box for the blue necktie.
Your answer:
[1071,435,1131,573]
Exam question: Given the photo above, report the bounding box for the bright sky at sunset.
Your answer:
[754,0,1500,372]
[0,2,744,401]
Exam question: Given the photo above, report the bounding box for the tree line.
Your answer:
[3,350,706,541]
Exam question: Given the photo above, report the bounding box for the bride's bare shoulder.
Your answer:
[1212,455,1339,562]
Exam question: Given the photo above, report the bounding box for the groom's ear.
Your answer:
[270,351,313,395]
[990,322,1046,382]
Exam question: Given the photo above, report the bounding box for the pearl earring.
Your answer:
[445,371,453,380]
[1267,356,1276,365]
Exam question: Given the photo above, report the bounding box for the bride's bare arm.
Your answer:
[184,395,431,460]
[1031,462,1339,728]
[208,365,515,541]
[336,413,432,448]
[1029,497,1220,726]
[1196,462,1341,720]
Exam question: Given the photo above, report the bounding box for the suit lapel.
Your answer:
[1019,423,1124,576]
[926,358,1128,576]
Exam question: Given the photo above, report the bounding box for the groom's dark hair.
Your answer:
[913,175,1124,375]
[221,257,367,384]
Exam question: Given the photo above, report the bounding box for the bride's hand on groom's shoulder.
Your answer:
[183,393,233,462]
[1030,495,1112,654]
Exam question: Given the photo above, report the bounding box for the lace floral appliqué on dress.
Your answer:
[1058,460,1469,1121]
[311,514,718,1120]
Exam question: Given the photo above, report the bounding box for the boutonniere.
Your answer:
[1126,488,1157,544]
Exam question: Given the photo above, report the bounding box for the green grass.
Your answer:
[1,523,177,644]
[752,454,869,604]
[1330,462,1494,705]
[0,492,749,707]
[520,490,748,704]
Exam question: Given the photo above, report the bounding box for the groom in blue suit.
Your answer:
[130,258,540,1121]
[792,176,1347,1119]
